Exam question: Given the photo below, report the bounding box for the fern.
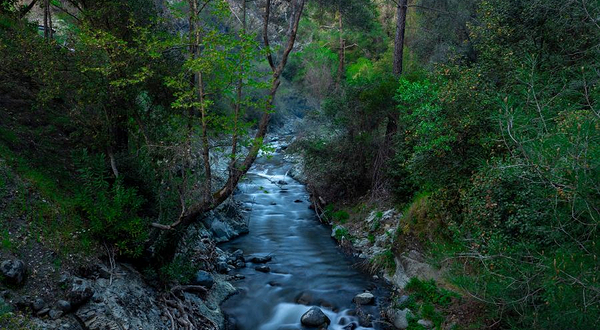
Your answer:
[74,150,148,257]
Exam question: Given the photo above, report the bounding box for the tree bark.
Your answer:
[387,0,407,138]
[393,0,407,76]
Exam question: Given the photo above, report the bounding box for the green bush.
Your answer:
[333,226,351,241]
[405,278,457,308]
[74,150,148,257]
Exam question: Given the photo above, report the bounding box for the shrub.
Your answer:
[74,150,148,257]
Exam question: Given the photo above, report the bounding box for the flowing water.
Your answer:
[220,138,388,330]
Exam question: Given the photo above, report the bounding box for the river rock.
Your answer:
[216,261,229,274]
[255,265,270,273]
[277,180,288,185]
[353,292,375,305]
[392,308,411,329]
[0,259,26,285]
[300,307,330,328]
[232,249,244,261]
[32,298,46,311]
[417,319,434,329]
[250,255,272,263]
[193,270,214,289]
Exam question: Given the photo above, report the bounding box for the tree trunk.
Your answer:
[387,0,407,138]
[19,0,39,19]
[43,0,49,39]
[336,6,345,84]
[393,0,407,76]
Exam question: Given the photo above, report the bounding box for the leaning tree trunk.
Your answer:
[150,0,306,266]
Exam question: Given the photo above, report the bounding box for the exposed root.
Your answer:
[160,286,217,330]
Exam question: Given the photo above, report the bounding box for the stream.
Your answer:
[220,137,389,330]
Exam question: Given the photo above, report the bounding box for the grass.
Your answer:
[0,143,96,258]
[324,205,350,224]
[0,301,36,330]
[367,233,375,243]
[396,278,461,330]
[333,226,352,241]
[370,249,396,275]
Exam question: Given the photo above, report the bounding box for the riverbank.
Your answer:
[0,153,250,329]
[286,140,489,330]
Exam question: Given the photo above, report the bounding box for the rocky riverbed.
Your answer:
[218,135,393,330]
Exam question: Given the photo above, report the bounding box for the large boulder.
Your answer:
[0,259,26,285]
[301,307,330,328]
[201,201,249,243]
[353,292,375,305]
[384,250,438,289]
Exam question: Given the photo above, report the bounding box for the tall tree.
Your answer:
[393,0,407,76]
[151,0,307,264]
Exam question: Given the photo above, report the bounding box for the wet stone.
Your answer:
[255,266,270,273]
[250,256,272,263]
[300,307,330,328]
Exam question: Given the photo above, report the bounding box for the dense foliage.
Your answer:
[296,0,599,328]
[0,0,290,263]
[0,0,598,328]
